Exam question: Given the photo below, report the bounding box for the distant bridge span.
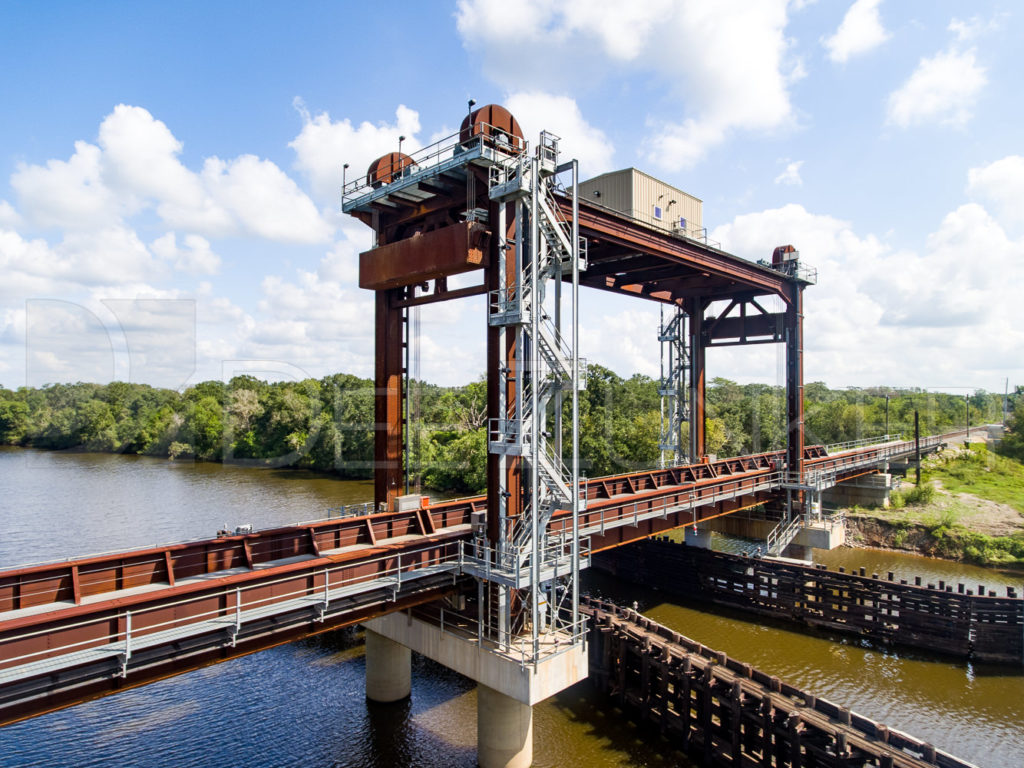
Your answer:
[0,433,957,726]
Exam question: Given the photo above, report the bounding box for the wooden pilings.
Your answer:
[582,597,973,768]
[595,539,1023,664]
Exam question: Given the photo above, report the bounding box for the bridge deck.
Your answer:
[0,433,960,725]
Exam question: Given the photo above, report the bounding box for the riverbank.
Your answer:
[842,443,1024,569]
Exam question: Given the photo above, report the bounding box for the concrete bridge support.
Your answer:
[822,472,892,509]
[363,611,587,768]
[364,629,411,703]
[478,684,533,768]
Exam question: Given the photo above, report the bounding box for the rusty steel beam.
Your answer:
[687,296,707,459]
[0,439,943,726]
[785,282,805,487]
[0,442,891,619]
[375,289,404,508]
[556,196,791,301]
[359,220,489,291]
[0,576,461,727]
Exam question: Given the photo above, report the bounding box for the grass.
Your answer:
[922,443,1024,512]
[848,444,1024,567]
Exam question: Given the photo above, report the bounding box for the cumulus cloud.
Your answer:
[504,92,615,175]
[290,100,422,204]
[967,155,1024,227]
[774,160,804,186]
[455,0,801,170]
[886,47,987,129]
[708,200,1024,388]
[822,0,890,63]
[12,141,125,230]
[151,233,222,275]
[0,201,22,227]
[12,104,332,243]
[948,15,1003,42]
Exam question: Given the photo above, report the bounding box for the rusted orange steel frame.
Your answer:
[0,444,873,619]
[556,196,792,301]
[0,580,457,727]
[0,439,934,725]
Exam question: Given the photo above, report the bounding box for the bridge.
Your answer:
[0,433,953,726]
[0,102,965,767]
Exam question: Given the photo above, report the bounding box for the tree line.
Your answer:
[0,368,1011,494]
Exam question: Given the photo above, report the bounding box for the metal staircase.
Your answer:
[484,131,586,658]
[658,306,689,467]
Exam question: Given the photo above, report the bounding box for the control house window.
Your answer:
[653,205,663,220]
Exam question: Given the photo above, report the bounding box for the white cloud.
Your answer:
[967,155,1024,227]
[708,201,1024,389]
[822,0,890,63]
[0,201,21,227]
[11,104,332,244]
[151,233,222,275]
[289,100,422,204]
[504,92,615,176]
[886,47,987,129]
[455,0,800,170]
[948,15,1003,43]
[0,225,162,301]
[774,160,804,186]
[12,141,125,230]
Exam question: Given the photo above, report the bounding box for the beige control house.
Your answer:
[578,167,703,238]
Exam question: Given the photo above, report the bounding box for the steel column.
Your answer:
[784,283,804,486]
[375,288,404,508]
[686,297,706,460]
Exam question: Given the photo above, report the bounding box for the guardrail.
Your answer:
[341,122,526,212]
[824,434,900,453]
[0,541,464,680]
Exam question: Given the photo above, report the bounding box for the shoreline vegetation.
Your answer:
[844,443,1024,570]
[2,372,1021,568]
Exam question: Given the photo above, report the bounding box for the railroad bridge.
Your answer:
[0,104,958,767]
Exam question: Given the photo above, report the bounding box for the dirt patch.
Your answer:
[891,476,1024,536]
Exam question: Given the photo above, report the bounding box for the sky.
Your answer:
[1,0,1022,395]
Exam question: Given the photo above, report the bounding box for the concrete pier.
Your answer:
[364,628,411,703]
[478,684,533,768]
[363,610,587,767]
[822,472,891,508]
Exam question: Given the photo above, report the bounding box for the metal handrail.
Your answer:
[824,434,900,453]
[422,603,589,668]
[0,541,463,672]
[341,122,527,209]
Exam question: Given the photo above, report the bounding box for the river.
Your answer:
[1,447,1021,767]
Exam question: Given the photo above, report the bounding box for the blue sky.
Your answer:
[1,0,1022,394]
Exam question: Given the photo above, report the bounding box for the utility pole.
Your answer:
[1004,378,1009,426]
[914,410,921,487]
[965,394,970,441]
[885,393,890,436]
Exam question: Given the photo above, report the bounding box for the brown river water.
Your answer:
[0,447,1021,767]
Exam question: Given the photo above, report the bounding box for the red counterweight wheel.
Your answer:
[459,104,525,153]
[366,152,416,188]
